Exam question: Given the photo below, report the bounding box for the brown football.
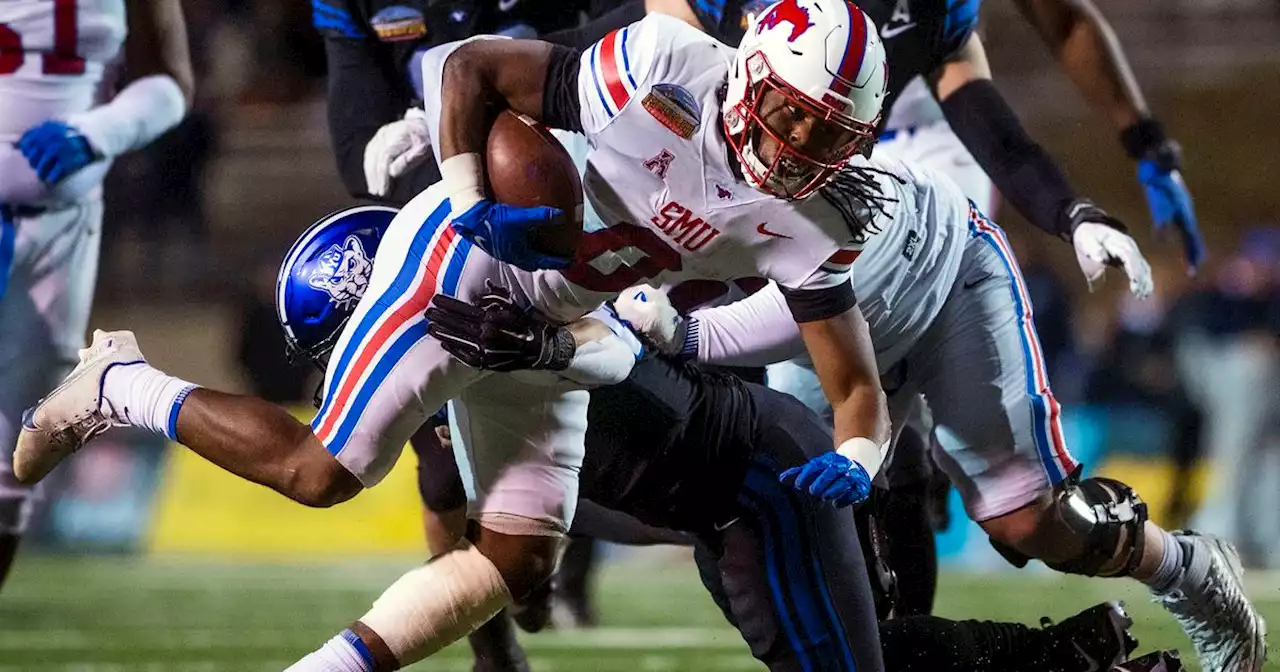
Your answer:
[485,109,584,261]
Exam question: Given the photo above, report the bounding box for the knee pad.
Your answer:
[996,477,1148,577]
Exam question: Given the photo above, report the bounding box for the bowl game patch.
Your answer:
[643,84,702,140]
[371,5,427,42]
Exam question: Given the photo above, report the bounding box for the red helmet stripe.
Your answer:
[829,1,868,96]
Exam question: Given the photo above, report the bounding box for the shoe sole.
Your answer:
[1202,534,1269,672]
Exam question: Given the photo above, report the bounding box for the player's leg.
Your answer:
[880,602,1137,672]
[915,211,1265,670]
[0,200,101,593]
[701,391,884,672]
[293,378,592,671]
[17,190,479,509]
[412,420,532,672]
[879,417,937,618]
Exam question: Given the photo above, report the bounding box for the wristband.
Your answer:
[836,436,888,478]
[440,152,486,212]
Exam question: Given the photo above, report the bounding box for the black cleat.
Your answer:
[1111,650,1183,671]
[1040,601,1138,671]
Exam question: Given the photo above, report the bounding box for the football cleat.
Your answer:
[1039,601,1138,671]
[13,330,143,484]
[1112,650,1182,672]
[1152,531,1267,672]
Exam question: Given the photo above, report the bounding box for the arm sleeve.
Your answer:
[68,75,186,160]
[940,79,1080,238]
[686,284,806,367]
[322,36,434,203]
[557,306,646,387]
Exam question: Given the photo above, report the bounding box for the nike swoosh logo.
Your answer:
[962,274,992,290]
[756,223,792,239]
[498,0,518,11]
[880,22,917,39]
[713,517,740,532]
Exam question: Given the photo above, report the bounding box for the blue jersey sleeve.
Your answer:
[940,0,981,58]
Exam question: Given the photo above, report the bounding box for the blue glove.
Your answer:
[15,121,97,185]
[450,200,573,272]
[1138,160,1204,272]
[780,452,872,508]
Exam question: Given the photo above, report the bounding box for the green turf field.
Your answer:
[1,554,1275,671]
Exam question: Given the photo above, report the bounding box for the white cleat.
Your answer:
[13,329,145,485]
[1153,531,1267,672]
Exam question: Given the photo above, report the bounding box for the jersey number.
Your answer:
[0,0,86,76]
[561,224,683,293]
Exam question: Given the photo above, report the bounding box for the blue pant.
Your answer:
[696,392,884,672]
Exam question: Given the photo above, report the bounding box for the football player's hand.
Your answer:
[613,284,683,355]
[426,282,575,372]
[1138,158,1204,272]
[15,121,97,185]
[1067,201,1154,299]
[363,108,433,197]
[450,200,573,272]
[780,452,872,508]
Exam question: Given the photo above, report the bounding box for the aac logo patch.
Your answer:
[642,84,701,140]
[370,5,427,42]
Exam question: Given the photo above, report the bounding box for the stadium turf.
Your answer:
[2,554,1276,670]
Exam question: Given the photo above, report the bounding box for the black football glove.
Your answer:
[425,282,575,372]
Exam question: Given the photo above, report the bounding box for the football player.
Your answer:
[0,0,193,595]
[16,4,902,669]
[280,216,1171,671]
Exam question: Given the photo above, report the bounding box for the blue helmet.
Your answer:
[276,205,396,367]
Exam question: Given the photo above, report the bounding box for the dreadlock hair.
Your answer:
[819,162,906,245]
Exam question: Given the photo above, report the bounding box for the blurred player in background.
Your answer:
[0,0,193,595]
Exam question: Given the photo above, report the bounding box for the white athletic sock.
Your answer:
[285,630,376,672]
[1144,529,1186,593]
[101,362,197,442]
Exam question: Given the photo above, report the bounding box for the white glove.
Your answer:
[1073,221,1154,299]
[363,108,433,197]
[613,284,683,355]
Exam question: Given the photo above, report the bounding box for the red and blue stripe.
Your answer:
[966,204,1076,484]
[312,199,473,457]
[590,28,637,118]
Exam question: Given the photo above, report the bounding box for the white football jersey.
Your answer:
[419,15,882,323]
[548,14,872,310]
[0,0,126,204]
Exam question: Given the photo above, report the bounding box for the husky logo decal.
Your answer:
[757,0,813,42]
[309,235,373,309]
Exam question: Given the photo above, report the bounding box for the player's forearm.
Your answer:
[1015,0,1148,131]
[438,40,554,162]
[686,284,805,367]
[68,75,187,160]
[940,79,1081,239]
[558,310,645,387]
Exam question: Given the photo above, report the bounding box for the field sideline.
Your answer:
[2,554,1277,671]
